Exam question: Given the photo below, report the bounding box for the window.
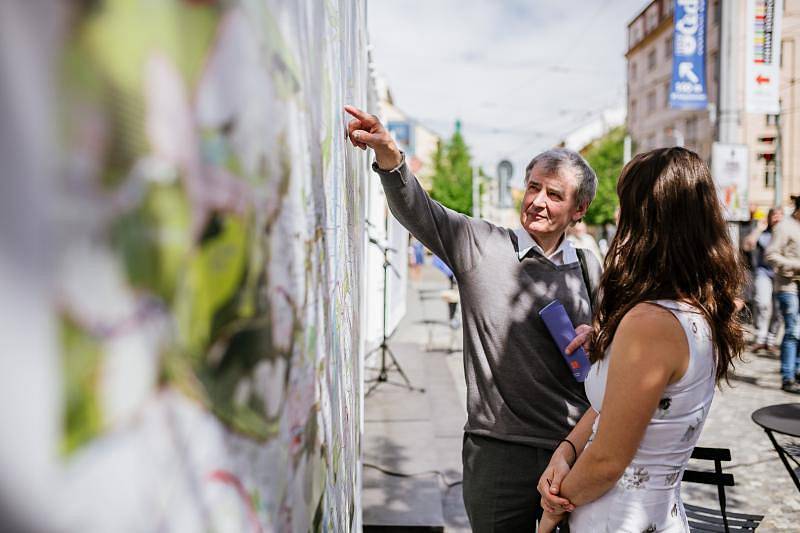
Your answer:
[765,162,776,188]
[646,5,659,32]
[685,116,698,142]
[665,36,673,59]
[647,90,656,113]
[630,99,637,123]
[713,0,721,25]
[766,114,778,126]
[630,60,637,81]
[665,82,671,107]
[648,48,657,70]
[629,19,644,49]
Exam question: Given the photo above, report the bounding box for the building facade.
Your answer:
[626,0,800,210]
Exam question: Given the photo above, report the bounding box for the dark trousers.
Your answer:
[462,433,558,532]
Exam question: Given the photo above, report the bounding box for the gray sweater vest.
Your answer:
[375,161,601,448]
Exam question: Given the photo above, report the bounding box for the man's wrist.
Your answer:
[374,148,403,171]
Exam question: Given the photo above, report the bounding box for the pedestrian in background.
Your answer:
[567,221,602,262]
[742,207,783,352]
[409,236,425,281]
[765,195,800,394]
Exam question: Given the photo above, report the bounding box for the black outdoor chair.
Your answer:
[681,447,764,532]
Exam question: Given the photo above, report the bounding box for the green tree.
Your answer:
[583,126,625,226]
[430,121,474,215]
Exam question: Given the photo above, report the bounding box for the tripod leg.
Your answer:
[383,344,425,393]
[364,240,425,395]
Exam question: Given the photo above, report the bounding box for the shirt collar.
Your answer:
[513,227,578,265]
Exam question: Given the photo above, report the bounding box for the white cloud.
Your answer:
[368,0,648,185]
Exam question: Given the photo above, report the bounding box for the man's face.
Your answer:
[520,164,586,239]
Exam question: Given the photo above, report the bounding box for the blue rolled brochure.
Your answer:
[538,299,592,382]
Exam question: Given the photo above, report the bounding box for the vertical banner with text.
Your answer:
[670,0,708,110]
[745,0,784,114]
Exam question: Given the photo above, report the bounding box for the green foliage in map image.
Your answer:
[52,0,367,529]
[58,0,288,448]
[110,183,191,302]
[60,318,104,455]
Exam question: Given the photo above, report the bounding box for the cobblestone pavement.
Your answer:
[394,265,800,531]
[689,342,800,531]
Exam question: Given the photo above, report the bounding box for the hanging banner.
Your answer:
[712,143,750,221]
[669,0,708,110]
[745,0,784,114]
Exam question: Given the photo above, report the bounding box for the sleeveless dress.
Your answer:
[569,300,717,533]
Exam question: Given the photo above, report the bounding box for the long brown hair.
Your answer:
[590,147,745,383]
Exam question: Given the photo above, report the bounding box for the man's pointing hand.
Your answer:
[344,105,403,171]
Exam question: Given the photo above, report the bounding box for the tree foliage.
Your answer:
[430,123,474,215]
[583,126,625,226]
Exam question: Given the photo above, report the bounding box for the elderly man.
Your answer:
[345,106,601,531]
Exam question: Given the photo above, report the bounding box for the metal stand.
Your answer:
[763,429,800,492]
[365,236,425,396]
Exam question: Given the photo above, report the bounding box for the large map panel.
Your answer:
[0,0,370,531]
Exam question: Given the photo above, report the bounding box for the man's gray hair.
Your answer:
[525,148,598,209]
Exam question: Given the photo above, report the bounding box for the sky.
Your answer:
[367,0,649,186]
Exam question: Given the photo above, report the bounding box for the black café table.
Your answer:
[751,403,800,492]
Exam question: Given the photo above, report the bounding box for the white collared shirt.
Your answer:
[513,227,579,265]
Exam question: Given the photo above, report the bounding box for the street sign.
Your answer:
[669,0,709,110]
[745,0,784,114]
[712,143,750,221]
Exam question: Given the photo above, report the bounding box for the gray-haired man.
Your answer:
[345,106,601,531]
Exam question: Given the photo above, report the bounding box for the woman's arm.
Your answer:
[559,403,598,464]
[538,405,598,513]
[538,323,598,511]
[556,303,689,506]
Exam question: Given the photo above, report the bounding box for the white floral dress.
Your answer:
[569,300,716,533]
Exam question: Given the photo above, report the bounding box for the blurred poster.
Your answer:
[745,0,784,114]
[712,143,750,221]
[669,0,708,110]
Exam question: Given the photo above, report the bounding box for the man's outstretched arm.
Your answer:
[345,105,487,275]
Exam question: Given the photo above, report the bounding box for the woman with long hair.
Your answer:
[537,147,745,532]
